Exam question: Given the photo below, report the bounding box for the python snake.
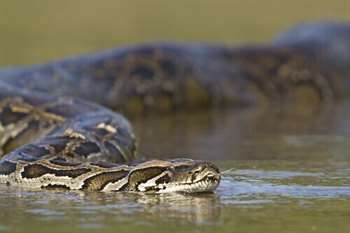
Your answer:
[0,22,349,193]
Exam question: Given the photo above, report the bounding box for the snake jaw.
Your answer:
[154,172,220,194]
[152,160,221,194]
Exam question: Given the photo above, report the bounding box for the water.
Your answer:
[1,1,350,232]
[1,105,350,233]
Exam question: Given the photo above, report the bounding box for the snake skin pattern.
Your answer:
[0,21,349,193]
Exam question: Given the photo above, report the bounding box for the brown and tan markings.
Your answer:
[0,86,220,193]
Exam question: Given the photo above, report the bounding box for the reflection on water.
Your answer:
[135,102,350,161]
[1,106,350,233]
[0,186,222,232]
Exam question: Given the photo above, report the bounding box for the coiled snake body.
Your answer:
[0,22,349,193]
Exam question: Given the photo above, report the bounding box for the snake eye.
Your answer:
[191,167,203,178]
[193,170,201,176]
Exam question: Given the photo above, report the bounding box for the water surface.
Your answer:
[1,106,350,233]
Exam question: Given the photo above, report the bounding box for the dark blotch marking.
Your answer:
[22,164,90,178]
[103,141,125,162]
[41,184,71,190]
[17,153,38,162]
[129,66,154,79]
[0,161,17,175]
[0,105,28,126]
[128,167,166,190]
[44,102,83,118]
[74,142,100,157]
[160,59,177,76]
[19,144,50,159]
[155,173,171,185]
[40,136,70,154]
[49,157,81,167]
[91,161,122,168]
[81,170,128,191]
[16,144,51,162]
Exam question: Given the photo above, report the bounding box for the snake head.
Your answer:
[128,159,220,193]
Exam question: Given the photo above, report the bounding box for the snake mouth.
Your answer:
[155,172,221,194]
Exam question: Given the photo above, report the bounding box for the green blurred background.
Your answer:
[0,0,349,66]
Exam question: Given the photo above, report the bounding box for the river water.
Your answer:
[1,2,350,231]
[1,103,350,233]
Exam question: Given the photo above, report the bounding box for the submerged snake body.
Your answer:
[0,22,349,193]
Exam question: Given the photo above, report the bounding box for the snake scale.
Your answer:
[0,22,349,193]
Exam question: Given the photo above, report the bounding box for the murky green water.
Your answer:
[1,106,350,233]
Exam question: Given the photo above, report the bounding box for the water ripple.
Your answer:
[218,175,350,200]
